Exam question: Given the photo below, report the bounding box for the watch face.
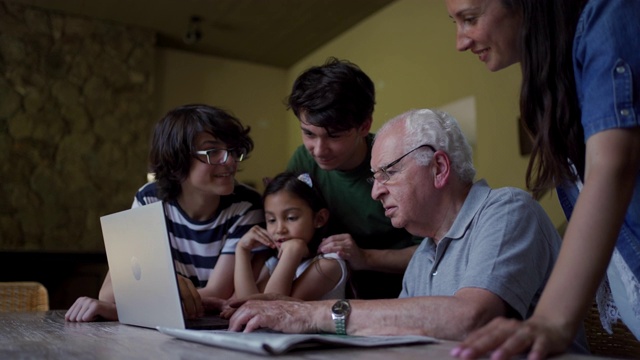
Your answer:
[332,300,350,315]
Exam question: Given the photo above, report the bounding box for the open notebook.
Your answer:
[100,201,228,330]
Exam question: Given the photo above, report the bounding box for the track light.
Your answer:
[183,16,202,45]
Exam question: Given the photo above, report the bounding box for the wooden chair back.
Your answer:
[0,281,50,312]
[584,303,640,359]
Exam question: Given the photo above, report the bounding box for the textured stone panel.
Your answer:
[0,0,156,251]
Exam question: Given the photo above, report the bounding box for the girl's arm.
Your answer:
[198,254,236,299]
[232,225,275,298]
[290,257,343,301]
[263,239,309,296]
[234,245,260,298]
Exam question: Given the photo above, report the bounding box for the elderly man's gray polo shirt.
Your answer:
[399,179,560,319]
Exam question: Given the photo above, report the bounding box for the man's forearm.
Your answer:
[312,293,504,340]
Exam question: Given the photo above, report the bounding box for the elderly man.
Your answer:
[227,109,587,349]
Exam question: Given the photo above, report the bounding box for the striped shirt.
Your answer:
[133,181,265,287]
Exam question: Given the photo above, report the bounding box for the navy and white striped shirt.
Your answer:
[133,181,265,288]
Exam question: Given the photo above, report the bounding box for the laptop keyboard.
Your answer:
[186,315,229,330]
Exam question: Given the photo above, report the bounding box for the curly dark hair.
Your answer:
[149,104,253,201]
[286,57,375,135]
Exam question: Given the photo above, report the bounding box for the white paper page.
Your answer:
[157,327,437,355]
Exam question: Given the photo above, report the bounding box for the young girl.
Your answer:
[65,104,266,322]
[233,172,348,301]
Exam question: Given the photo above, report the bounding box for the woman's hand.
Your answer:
[450,315,574,360]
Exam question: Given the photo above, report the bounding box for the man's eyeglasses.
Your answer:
[194,148,246,165]
[367,144,436,185]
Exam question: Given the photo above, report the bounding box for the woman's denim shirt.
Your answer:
[558,0,640,282]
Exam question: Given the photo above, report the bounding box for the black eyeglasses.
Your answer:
[367,144,436,185]
[194,148,246,165]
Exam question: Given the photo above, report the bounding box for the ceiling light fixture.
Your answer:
[183,16,202,45]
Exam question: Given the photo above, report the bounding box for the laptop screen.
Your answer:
[100,201,188,329]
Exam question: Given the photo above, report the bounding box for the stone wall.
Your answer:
[0,1,157,252]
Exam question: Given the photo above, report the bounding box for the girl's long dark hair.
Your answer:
[509,0,588,199]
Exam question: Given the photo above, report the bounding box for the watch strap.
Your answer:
[331,299,350,335]
[333,315,347,335]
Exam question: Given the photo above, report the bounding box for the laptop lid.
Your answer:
[100,201,189,329]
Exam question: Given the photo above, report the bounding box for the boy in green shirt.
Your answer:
[286,58,419,299]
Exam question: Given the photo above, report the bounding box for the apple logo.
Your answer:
[131,256,142,281]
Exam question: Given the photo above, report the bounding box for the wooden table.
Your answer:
[0,311,605,359]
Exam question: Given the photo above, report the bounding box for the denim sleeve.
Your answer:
[573,0,640,140]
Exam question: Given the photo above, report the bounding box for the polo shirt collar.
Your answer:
[443,179,491,240]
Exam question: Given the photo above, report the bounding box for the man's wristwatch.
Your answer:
[331,299,351,335]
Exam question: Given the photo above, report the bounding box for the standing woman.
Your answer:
[446,0,640,359]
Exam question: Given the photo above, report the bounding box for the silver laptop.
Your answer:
[100,201,228,330]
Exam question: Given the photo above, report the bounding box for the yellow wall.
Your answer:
[155,49,290,192]
[157,0,565,227]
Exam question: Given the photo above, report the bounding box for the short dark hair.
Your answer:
[286,57,375,134]
[149,104,253,201]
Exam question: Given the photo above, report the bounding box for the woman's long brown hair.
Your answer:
[507,0,588,199]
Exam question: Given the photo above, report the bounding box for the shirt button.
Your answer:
[620,109,630,116]
[616,66,626,74]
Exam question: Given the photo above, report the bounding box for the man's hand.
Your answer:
[220,293,300,319]
[228,299,318,333]
[318,233,367,270]
[65,297,118,322]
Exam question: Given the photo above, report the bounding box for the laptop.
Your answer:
[100,201,229,330]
